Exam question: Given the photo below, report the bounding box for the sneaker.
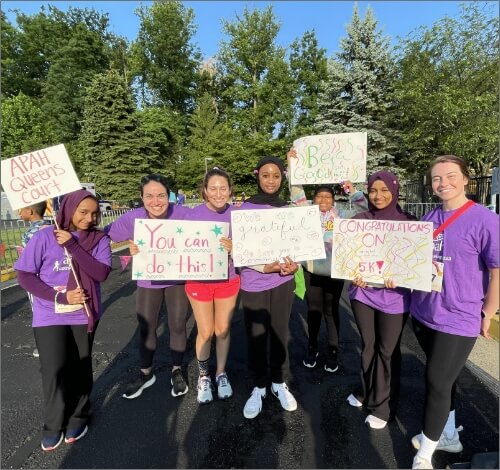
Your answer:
[122,371,156,399]
[412,455,433,469]
[303,347,318,368]
[243,387,266,419]
[171,369,188,397]
[216,372,233,399]
[365,414,387,429]
[411,426,464,453]
[324,349,339,373]
[41,432,64,452]
[197,376,213,404]
[64,425,88,444]
[33,348,40,358]
[346,393,363,408]
[271,382,297,412]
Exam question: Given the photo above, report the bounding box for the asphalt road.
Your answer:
[1,253,498,469]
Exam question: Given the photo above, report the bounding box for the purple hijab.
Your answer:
[355,170,415,221]
[56,189,107,332]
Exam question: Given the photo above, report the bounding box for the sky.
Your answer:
[1,0,478,59]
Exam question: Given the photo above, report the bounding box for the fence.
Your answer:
[0,209,130,270]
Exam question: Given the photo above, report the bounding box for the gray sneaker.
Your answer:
[197,376,213,404]
[216,372,233,399]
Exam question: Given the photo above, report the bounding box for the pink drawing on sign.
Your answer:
[376,260,384,274]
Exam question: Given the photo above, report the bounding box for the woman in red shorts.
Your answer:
[184,168,239,404]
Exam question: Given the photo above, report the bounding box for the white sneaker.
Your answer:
[197,376,213,404]
[411,426,463,453]
[243,387,266,419]
[365,414,387,429]
[216,372,233,399]
[412,455,433,469]
[346,393,363,408]
[271,382,297,412]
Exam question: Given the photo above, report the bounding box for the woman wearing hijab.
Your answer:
[346,171,416,430]
[15,189,112,451]
[239,156,300,419]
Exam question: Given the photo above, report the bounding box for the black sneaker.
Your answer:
[324,350,339,373]
[171,369,188,397]
[122,371,156,399]
[303,346,318,368]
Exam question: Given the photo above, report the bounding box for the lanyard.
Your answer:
[432,200,475,239]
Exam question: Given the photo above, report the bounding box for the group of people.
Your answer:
[14,152,498,470]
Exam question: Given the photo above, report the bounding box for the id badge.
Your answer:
[431,261,444,292]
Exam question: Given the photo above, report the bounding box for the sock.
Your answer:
[443,410,456,438]
[197,358,210,377]
[417,432,438,462]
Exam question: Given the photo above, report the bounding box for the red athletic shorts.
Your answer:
[185,275,240,302]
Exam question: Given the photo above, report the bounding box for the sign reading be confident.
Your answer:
[231,205,326,267]
[0,144,81,210]
[132,219,230,281]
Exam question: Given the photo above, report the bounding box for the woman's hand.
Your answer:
[54,229,72,245]
[219,236,232,253]
[384,278,398,289]
[342,180,356,195]
[480,317,491,340]
[129,240,139,256]
[352,276,367,288]
[287,148,298,162]
[263,261,282,274]
[279,256,299,275]
[65,287,87,305]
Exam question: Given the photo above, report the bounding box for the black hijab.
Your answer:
[246,156,288,207]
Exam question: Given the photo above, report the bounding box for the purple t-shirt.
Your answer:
[14,228,112,327]
[236,202,294,293]
[183,203,237,280]
[411,204,499,337]
[105,205,190,289]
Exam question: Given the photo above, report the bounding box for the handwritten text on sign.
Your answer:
[0,144,82,211]
[290,133,367,184]
[132,219,230,281]
[330,219,433,292]
[231,206,326,267]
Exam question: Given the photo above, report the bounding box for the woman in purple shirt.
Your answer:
[105,174,191,400]
[15,189,112,451]
[347,171,416,430]
[184,168,240,404]
[410,156,499,469]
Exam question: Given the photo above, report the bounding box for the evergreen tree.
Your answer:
[79,70,150,202]
[315,5,398,175]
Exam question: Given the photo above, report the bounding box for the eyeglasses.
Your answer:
[143,194,168,201]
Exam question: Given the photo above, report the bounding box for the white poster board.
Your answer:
[231,205,326,267]
[330,219,434,292]
[0,144,82,210]
[290,132,367,184]
[132,219,230,281]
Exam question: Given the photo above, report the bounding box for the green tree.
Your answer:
[1,92,56,159]
[315,5,398,175]
[393,2,499,175]
[130,0,201,112]
[79,70,150,202]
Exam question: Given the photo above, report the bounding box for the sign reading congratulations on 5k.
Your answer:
[131,219,230,281]
[289,133,367,185]
[0,144,81,210]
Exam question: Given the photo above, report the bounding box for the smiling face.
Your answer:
[258,163,282,195]
[142,181,169,219]
[204,174,231,211]
[71,197,99,231]
[431,161,468,207]
[368,180,393,210]
[314,190,334,212]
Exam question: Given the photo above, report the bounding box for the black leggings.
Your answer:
[351,300,408,420]
[241,279,295,387]
[304,270,344,351]
[136,285,190,369]
[412,318,476,440]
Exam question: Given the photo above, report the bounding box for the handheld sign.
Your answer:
[132,219,230,281]
[290,133,367,184]
[330,219,433,292]
[1,144,81,210]
[231,205,325,267]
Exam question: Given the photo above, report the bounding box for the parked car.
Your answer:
[99,200,113,212]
